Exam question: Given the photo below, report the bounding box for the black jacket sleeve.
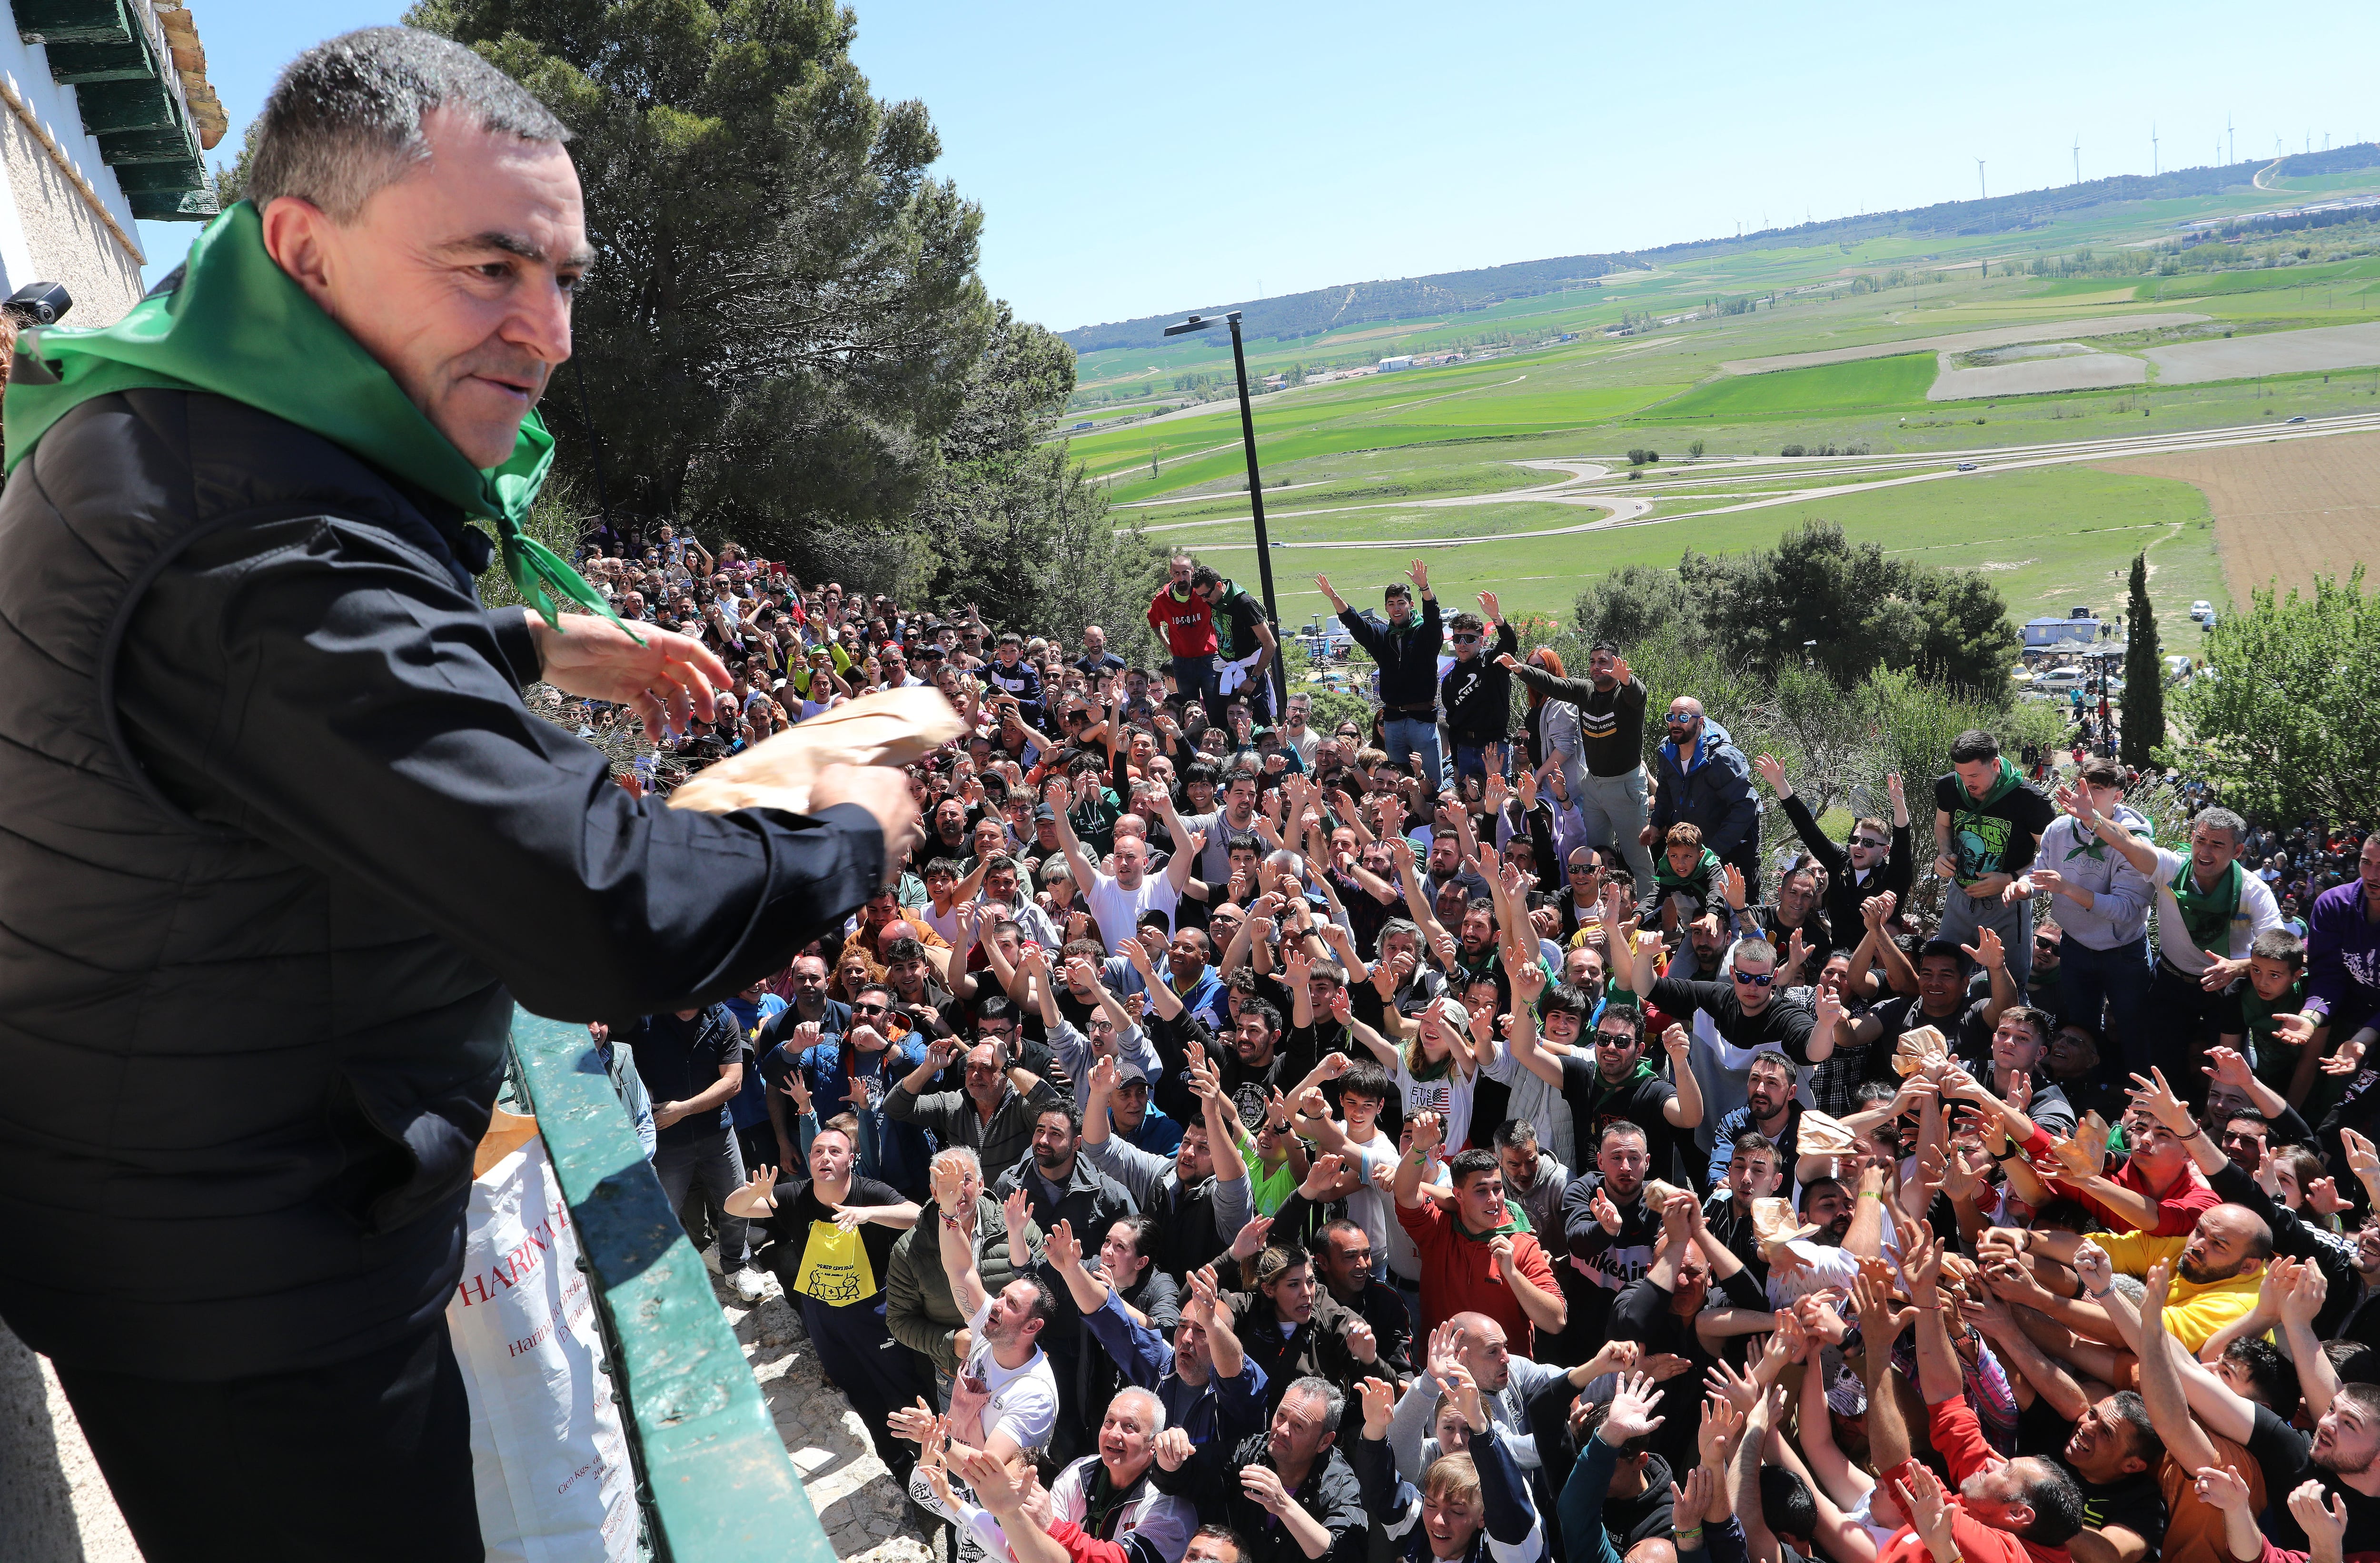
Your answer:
[119,510,886,1019]
[1780,794,1850,880]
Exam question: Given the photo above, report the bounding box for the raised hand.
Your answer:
[1241,1463,1292,1514]
[1600,1372,1666,1445]
[2193,1464,2254,1514]
[1442,1359,1489,1431]
[1894,1463,1957,1559]
[1002,1187,1031,1243]
[1153,1426,1195,1472]
[1753,753,1791,795]
[1045,1217,1082,1271]
[2071,1241,2113,1297]
[1672,1466,1716,1533]
[1228,1215,1275,1261]
[2126,1067,2196,1133]
[1357,1375,1398,1440]
[2321,1038,2368,1077]
[1721,863,1748,910]
[1345,1316,1379,1365]
[1696,1391,1745,1469]
[2287,1479,2351,1554]
[1964,926,2006,971]
[1590,1184,1624,1236]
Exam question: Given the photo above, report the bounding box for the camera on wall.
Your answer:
[3,282,70,327]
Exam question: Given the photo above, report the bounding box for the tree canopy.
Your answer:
[1576,520,2019,694]
[2121,552,2166,768]
[2173,569,2380,826]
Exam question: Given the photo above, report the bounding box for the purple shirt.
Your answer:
[2307,880,2380,1036]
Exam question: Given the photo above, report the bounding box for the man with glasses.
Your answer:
[1643,696,1762,900]
[1556,848,1608,945]
[1754,754,1914,940]
[1316,561,1443,786]
[887,1028,1066,1176]
[1439,596,1518,787]
[2058,793,2281,1098]
[1933,728,2056,999]
[1508,982,1700,1193]
[1629,930,1838,1149]
[1150,552,1221,721]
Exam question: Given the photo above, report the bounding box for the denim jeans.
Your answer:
[1383,715,1443,788]
[654,1128,751,1271]
[1168,654,1218,721]
[2056,935,2152,1078]
[1452,742,1496,786]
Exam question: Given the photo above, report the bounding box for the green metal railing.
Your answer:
[507,1007,834,1562]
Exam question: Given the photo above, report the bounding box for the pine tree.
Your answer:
[2122,552,2166,767]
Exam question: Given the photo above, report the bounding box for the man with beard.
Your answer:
[1705,1049,1804,1192]
[2121,1256,2380,1559]
[1066,1253,1268,1454]
[2018,756,2155,1077]
[887,1034,1065,1177]
[724,1125,922,1478]
[1507,969,1701,1188]
[1395,1120,1567,1357]
[1628,933,1832,1147]
[1761,1177,1860,1306]
[2026,1074,2222,1238]
[1438,598,1517,787]
[1048,1385,1202,1563]
[1835,938,2001,1087]
[2041,1390,2167,1563]
[998,1104,1138,1460]
[1873,1230,2088,1563]
[1145,979,1313,1137]
[763,984,931,1192]
[1644,697,1762,899]
[1081,1056,1254,1288]
[1933,728,2058,999]
[1502,640,1656,892]
[2061,796,2279,1098]
[1981,1204,2272,1354]
[1492,1122,1570,1243]
[1151,1375,1367,1563]
[1186,767,1265,889]
[1756,755,1914,941]
[1559,1121,1669,1351]
[1305,1218,1417,1389]
[1701,1131,1784,1275]
[1318,562,1444,788]
[1054,778,1201,960]
[889,1161,1062,1461]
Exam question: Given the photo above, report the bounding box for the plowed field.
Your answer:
[2092,428,2380,600]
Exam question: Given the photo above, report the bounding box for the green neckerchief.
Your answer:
[1951,757,2025,884]
[2,200,625,637]
[2170,858,2244,951]
[1656,846,1721,898]
[1454,1203,1525,1243]
[1587,1058,1659,1122]
[2239,977,2307,1043]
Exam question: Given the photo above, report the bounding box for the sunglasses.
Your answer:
[851,1001,889,1015]
[1449,634,1480,645]
[1731,969,1776,987]
[1851,835,1889,850]
[1568,863,1602,876]
[1665,713,1696,726]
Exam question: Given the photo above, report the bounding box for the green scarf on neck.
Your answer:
[1656,845,1720,898]
[2,201,624,637]
[1951,757,2025,884]
[2170,857,2243,951]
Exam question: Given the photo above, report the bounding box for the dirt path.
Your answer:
[1717,313,2209,375]
[2091,427,2380,599]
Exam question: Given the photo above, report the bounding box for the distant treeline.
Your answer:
[1061,143,2380,355]
[1061,255,1641,355]
[2210,203,2380,241]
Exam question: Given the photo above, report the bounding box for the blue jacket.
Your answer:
[1649,717,1760,858]
[1354,1420,1543,1563]
[1081,1289,1269,1449]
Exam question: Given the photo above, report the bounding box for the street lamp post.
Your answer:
[1163,309,1285,712]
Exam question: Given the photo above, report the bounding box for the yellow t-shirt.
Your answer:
[2088,1230,2264,1352]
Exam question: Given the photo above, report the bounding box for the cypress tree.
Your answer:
[2122,552,2166,767]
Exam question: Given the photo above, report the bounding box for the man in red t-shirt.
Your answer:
[1857,1228,2085,1563]
[1392,1111,1566,1357]
[1147,552,1219,719]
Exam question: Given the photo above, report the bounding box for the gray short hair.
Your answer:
[1109,1385,1167,1434]
[249,27,568,221]
[2193,808,2248,844]
[1284,1375,1343,1433]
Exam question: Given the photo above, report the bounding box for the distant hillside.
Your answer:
[1062,143,2380,354]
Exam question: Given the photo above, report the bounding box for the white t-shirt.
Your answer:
[1084,870,1180,958]
[2148,846,2282,972]
[1392,1055,1477,1152]
[963,1296,1060,1453]
[1339,1129,1404,1281]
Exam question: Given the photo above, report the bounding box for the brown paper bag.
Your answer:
[1892,1025,1949,1078]
[667,687,966,815]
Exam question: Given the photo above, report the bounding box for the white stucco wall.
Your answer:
[0,6,152,326]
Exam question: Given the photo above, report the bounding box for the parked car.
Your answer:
[2286,415,2309,424]
[2189,600,2214,621]
[1955,462,1979,472]
[2033,667,2087,694]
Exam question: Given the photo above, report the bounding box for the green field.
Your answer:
[1056,163,2380,656]
[1636,353,1939,422]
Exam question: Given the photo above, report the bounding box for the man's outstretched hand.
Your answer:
[527,611,728,741]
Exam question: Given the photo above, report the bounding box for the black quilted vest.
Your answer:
[0,389,510,1379]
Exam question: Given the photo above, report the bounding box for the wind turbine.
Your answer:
[2073,136,2081,185]
[2152,121,2159,176]
[1976,159,1986,200]
[2227,113,2235,165]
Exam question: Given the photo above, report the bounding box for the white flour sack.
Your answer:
[445,1138,638,1563]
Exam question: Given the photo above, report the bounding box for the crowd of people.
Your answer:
[576,535,2380,1563]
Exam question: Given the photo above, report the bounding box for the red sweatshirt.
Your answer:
[1148,586,1217,658]
[1874,1397,2072,1563]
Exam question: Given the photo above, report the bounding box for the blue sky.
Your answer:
[150,1,2380,331]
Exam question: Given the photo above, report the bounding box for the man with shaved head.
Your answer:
[1643,692,1762,899]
